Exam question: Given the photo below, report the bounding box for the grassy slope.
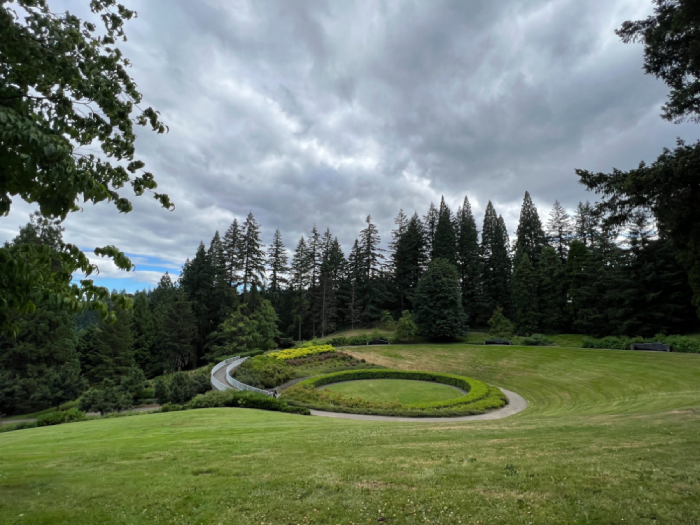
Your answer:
[1,344,699,524]
[323,378,463,404]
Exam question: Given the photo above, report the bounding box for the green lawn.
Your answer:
[323,378,463,404]
[2,344,700,524]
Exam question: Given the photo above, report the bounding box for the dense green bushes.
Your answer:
[283,369,506,417]
[186,390,309,414]
[0,421,37,433]
[38,408,86,426]
[231,355,293,389]
[582,334,700,353]
[152,368,211,405]
[520,334,554,346]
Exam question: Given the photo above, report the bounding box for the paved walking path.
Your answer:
[308,387,527,422]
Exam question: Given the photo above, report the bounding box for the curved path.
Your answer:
[308,387,527,422]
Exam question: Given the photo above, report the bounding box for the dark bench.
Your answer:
[630,343,671,352]
[484,339,512,345]
[366,339,391,345]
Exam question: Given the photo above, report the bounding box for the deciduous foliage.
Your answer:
[207,300,279,361]
[0,0,171,333]
[413,259,466,340]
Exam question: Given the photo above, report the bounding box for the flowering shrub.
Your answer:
[269,345,336,360]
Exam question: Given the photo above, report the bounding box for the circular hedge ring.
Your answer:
[282,369,507,418]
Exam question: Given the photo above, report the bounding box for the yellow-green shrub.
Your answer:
[269,345,336,360]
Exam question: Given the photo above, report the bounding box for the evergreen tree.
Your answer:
[573,201,598,247]
[132,292,157,378]
[488,307,515,339]
[179,242,215,363]
[0,306,84,415]
[413,259,467,340]
[480,202,512,319]
[432,196,457,264]
[79,303,135,384]
[158,289,197,372]
[514,191,546,266]
[565,240,589,328]
[423,202,439,255]
[266,228,289,298]
[393,213,427,311]
[456,196,481,321]
[538,245,566,333]
[319,232,345,337]
[512,254,540,335]
[345,239,364,329]
[390,209,409,253]
[223,219,242,286]
[546,200,574,263]
[358,216,389,322]
[290,237,311,340]
[238,212,266,297]
[308,226,323,337]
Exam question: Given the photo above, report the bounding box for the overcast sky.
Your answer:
[3,0,700,291]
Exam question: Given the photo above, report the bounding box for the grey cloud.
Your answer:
[3,0,700,284]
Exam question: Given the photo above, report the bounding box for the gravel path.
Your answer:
[308,387,527,422]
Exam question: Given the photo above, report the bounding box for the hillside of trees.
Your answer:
[1,191,697,416]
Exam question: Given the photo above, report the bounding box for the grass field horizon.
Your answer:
[2,343,699,523]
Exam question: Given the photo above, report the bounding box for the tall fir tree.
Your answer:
[290,237,311,340]
[308,226,323,337]
[359,215,389,322]
[158,289,197,372]
[573,201,598,247]
[423,202,439,256]
[538,245,566,333]
[480,202,512,319]
[345,239,364,329]
[512,254,540,335]
[432,196,457,264]
[179,242,215,363]
[413,259,467,340]
[222,219,242,286]
[565,240,589,328]
[132,292,157,378]
[456,196,481,321]
[514,191,546,266]
[238,212,266,297]
[319,232,345,336]
[266,228,289,300]
[546,200,574,263]
[394,213,427,311]
[80,303,135,384]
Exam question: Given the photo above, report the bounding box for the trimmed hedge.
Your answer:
[283,369,506,417]
[520,334,554,346]
[0,421,37,433]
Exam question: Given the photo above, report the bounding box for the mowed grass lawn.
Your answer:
[1,345,700,524]
[323,379,464,404]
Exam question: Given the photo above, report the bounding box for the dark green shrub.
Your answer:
[328,336,349,347]
[138,387,155,400]
[346,334,371,345]
[488,307,515,339]
[78,379,133,415]
[37,408,86,427]
[185,389,310,415]
[232,355,292,389]
[153,376,170,404]
[119,368,147,396]
[169,372,195,404]
[521,334,553,346]
[160,403,184,412]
